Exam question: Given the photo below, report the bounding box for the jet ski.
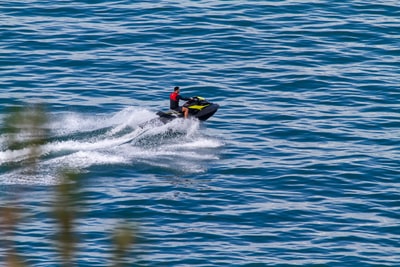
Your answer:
[156,96,219,123]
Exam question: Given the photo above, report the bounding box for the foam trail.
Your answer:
[0,107,222,184]
[168,138,223,149]
[0,147,32,164]
[45,126,147,153]
[107,108,157,135]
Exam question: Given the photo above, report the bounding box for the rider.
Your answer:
[170,86,191,119]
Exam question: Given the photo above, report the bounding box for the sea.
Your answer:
[0,1,399,266]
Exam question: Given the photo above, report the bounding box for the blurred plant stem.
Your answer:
[0,206,25,267]
[2,104,48,174]
[53,170,81,267]
[112,222,135,267]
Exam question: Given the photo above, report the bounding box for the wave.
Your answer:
[0,107,222,185]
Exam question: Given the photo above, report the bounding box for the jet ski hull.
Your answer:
[156,98,219,123]
[194,103,219,121]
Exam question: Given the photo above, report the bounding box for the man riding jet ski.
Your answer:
[156,86,219,123]
[169,86,191,119]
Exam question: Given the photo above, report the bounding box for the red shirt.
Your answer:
[170,92,190,111]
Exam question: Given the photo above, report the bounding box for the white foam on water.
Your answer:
[50,113,109,136]
[168,138,223,149]
[0,147,32,165]
[0,107,222,184]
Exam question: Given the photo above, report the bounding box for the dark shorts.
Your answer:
[171,107,182,113]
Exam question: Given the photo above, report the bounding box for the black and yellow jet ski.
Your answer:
[156,97,219,123]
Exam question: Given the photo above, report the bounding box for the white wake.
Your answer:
[0,107,222,184]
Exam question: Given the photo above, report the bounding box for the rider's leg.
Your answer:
[182,107,189,119]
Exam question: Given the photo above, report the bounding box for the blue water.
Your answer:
[1,1,399,266]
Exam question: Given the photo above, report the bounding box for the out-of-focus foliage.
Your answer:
[1,105,136,267]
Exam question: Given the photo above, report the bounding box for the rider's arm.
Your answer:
[179,95,192,101]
